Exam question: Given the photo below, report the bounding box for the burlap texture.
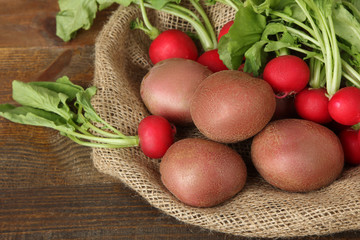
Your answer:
[91,3,360,238]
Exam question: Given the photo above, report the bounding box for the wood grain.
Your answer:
[0,0,359,239]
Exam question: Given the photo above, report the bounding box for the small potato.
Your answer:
[190,70,276,143]
[251,119,344,192]
[160,138,247,207]
[140,58,212,125]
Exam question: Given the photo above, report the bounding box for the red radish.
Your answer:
[263,55,310,97]
[294,87,332,124]
[138,115,176,159]
[218,20,234,42]
[339,128,360,165]
[197,49,228,72]
[328,86,360,126]
[149,29,198,65]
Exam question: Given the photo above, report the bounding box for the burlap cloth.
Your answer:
[91,3,360,238]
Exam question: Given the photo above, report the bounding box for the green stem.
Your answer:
[189,0,217,48]
[216,0,243,11]
[84,121,126,138]
[327,16,342,96]
[295,0,325,53]
[137,0,161,40]
[62,129,139,147]
[287,46,324,62]
[270,10,315,37]
[285,26,320,47]
[309,58,323,88]
[66,134,138,148]
[145,3,215,50]
[342,60,360,87]
[166,3,202,22]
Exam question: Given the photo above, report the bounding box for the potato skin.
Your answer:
[251,119,344,192]
[160,138,247,207]
[190,70,276,143]
[140,58,212,125]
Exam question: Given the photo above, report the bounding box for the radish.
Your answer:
[0,79,177,159]
[197,49,228,72]
[294,88,332,124]
[138,115,176,159]
[263,55,310,97]
[328,86,360,126]
[339,128,360,165]
[218,20,234,42]
[149,29,198,65]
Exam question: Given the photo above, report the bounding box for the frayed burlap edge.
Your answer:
[91,3,360,238]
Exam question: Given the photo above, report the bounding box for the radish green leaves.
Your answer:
[0,77,139,148]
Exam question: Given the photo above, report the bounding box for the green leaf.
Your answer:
[333,3,360,53]
[96,0,116,10]
[245,0,296,14]
[29,76,84,101]
[0,104,73,132]
[75,86,103,123]
[148,0,181,10]
[12,80,73,120]
[218,4,267,69]
[261,22,287,40]
[243,40,268,76]
[56,0,98,41]
[261,23,299,52]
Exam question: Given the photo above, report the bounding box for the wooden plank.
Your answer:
[0,184,359,239]
[0,184,226,239]
[0,1,117,48]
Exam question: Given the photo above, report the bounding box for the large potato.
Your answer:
[160,138,247,207]
[140,58,212,125]
[251,119,344,192]
[190,70,276,143]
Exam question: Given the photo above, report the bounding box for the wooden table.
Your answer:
[0,1,359,239]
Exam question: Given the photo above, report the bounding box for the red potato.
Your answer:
[140,58,213,125]
[160,138,247,207]
[251,119,344,192]
[190,70,276,143]
[149,29,198,65]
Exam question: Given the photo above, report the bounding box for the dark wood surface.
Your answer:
[0,1,359,239]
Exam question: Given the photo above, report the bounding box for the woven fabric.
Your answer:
[92,3,360,238]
